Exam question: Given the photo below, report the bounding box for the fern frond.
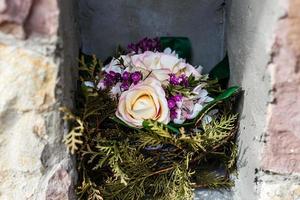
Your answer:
[177,131,206,152]
[97,143,129,185]
[203,114,237,144]
[78,54,103,80]
[63,127,83,154]
[60,107,84,154]
[227,142,238,171]
[88,184,104,200]
[144,120,172,138]
[167,164,194,200]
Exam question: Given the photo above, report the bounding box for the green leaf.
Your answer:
[169,121,194,128]
[160,37,192,62]
[166,124,181,135]
[209,55,230,88]
[194,86,240,126]
[143,120,180,135]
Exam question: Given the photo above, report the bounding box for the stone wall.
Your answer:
[260,0,300,199]
[227,0,300,199]
[0,0,78,199]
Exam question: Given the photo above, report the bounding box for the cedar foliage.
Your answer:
[62,54,240,200]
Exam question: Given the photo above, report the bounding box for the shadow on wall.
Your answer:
[78,0,226,73]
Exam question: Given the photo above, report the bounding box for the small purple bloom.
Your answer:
[131,71,142,84]
[108,71,117,78]
[104,73,114,86]
[122,71,131,80]
[116,73,122,82]
[170,109,178,120]
[173,94,183,102]
[127,37,161,53]
[169,74,180,85]
[168,99,176,109]
[106,71,121,83]
[179,74,189,87]
[169,74,189,86]
[120,81,130,91]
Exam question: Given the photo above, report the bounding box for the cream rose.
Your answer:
[116,77,170,127]
[130,49,202,83]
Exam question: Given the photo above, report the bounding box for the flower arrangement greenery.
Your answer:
[62,37,240,200]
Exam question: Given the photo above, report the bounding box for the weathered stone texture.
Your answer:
[0,0,59,38]
[25,0,59,37]
[263,0,300,174]
[0,40,74,200]
[0,0,78,199]
[258,174,300,200]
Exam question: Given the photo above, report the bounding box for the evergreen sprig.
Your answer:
[62,53,240,200]
[60,107,84,154]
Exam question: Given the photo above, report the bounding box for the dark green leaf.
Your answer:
[194,86,240,125]
[209,55,230,88]
[160,37,192,62]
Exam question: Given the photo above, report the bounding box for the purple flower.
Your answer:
[131,71,142,84]
[173,94,183,102]
[103,73,114,86]
[110,71,121,81]
[127,37,161,53]
[168,99,176,109]
[105,71,122,85]
[170,109,177,120]
[169,74,189,86]
[120,81,130,91]
[169,74,180,85]
[127,44,138,53]
[122,71,131,80]
[179,74,189,87]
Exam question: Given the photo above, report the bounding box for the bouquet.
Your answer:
[62,37,240,200]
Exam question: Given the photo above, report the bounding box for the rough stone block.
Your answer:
[262,0,300,174]
[0,43,57,199]
[0,0,78,199]
[0,0,58,38]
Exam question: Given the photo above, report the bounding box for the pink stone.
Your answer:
[25,0,59,37]
[262,0,300,173]
[0,0,33,24]
[46,168,72,200]
[0,0,59,38]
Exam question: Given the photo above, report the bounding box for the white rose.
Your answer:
[130,51,202,83]
[103,55,132,74]
[116,77,170,127]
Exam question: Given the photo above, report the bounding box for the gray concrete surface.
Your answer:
[195,189,232,200]
[226,0,282,199]
[78,0,226,73]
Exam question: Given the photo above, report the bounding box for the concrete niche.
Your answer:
[0,0,299,200]
[78,1,300,200]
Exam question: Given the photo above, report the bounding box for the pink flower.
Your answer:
[172,87,214,124]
